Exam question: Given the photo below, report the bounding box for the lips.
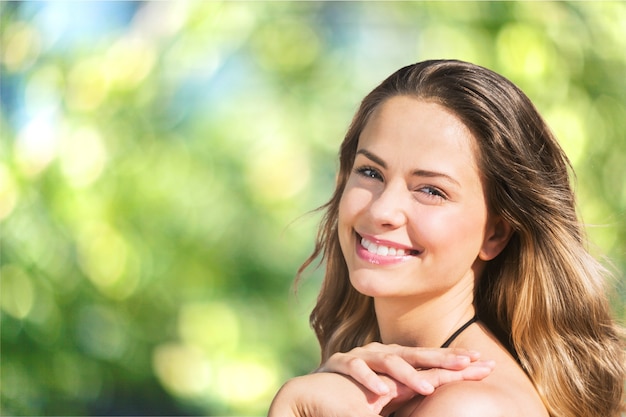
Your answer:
[359,234,422,257]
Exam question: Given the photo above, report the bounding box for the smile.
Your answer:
[359,235,421,257]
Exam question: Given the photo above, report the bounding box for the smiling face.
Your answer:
[338,96,505,302]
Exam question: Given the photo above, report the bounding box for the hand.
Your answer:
[317,342,495,397]
[268,372,399,417]
[268,345,495,417]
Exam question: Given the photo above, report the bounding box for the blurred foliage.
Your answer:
[0,1,625,416]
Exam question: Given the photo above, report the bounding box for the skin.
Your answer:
[269,348,495,417]
[338,96,502,347]
[268,96,548,417]
[336,96,547,416]
[317,344,493,396]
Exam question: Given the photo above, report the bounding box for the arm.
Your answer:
[268,372,387,417]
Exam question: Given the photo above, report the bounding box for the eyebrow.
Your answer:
[355,148,461,187]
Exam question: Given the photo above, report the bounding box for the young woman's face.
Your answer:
[338,96,498,301]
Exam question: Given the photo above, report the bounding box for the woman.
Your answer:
[269,60,625,417]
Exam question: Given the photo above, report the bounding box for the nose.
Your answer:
[368,181,409,229]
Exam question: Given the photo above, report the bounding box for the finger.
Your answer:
[360,343,482,370]
[374,359,495,395]
[417,360,495,389]
[394,346,482,370]
[459,360,496,380]
[323,350,435,396]
[361,342,478,358]
[367,352,442,395]
[327,355,391,396]
[321,345,489,396]
[375,375,419,413]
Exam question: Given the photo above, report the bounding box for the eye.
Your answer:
[355,166,383,181]
[416,186,447,202]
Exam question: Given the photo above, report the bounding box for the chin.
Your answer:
[349,273,397,298]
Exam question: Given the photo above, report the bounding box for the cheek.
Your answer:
[337,190,359,256]
[417,207,487,253]
[337,190,355,248]
[338,186,371,225]
[337,192,350,229]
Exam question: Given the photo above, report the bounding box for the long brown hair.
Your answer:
[300,60,625,417]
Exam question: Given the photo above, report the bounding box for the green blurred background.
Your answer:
[1,1,625,415]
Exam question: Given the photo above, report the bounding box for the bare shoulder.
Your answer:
[406,375,546,417]
[408,381,507,417]
[404,323,549,417]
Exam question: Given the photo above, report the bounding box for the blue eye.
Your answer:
[355,166,383,181]
[418,186,447,200]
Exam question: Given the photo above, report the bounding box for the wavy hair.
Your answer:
[299,60,625,417]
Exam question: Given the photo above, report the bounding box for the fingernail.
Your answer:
[474,360,496,369]
[420,381,435,394]
[455,355,470,364]
[376,381,390,395]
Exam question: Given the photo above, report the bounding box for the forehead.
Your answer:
[359,96,478,162]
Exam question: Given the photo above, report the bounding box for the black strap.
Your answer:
[440,315,478,348]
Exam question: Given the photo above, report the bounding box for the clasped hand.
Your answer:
[268,343,494,417]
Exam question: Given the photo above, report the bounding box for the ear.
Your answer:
[479,215,513,261]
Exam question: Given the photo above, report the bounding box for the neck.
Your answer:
[374,287,476,348]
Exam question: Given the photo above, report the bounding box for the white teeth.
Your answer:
[361,237,412,257]
[367,243,378,254]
